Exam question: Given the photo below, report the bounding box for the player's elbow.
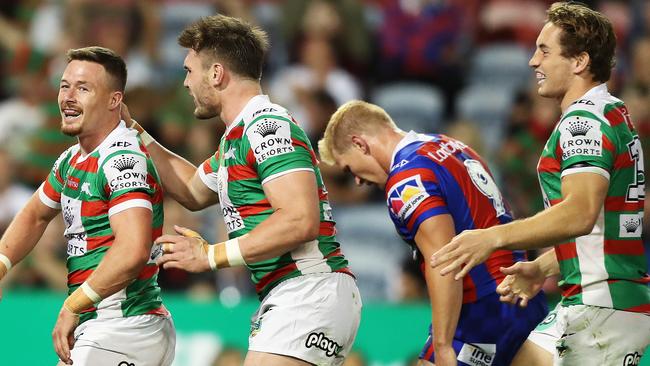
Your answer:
[574,214,598,237]
[292,212,320,242]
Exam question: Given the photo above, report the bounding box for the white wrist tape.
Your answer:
[225,238,245,267]
[207,244,217,271]
[80,282,102,303]
[0,253,12,272]
[140,130,155,147]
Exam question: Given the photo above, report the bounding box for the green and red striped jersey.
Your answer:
[537,84,650,313]
[39,122,167,323]
[199,95,352,299]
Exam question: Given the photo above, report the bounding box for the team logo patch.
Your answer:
[305,332,342,357]
[387,175,429,222]
[246,118,294,164]
[619,213,642,238]
[559,116,602,160]
[104,154,150,193]
[457,343,496,366]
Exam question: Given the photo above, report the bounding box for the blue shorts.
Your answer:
[419,291,548,366]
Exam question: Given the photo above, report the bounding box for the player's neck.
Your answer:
[375,129,407,172]
[220,80,263,127]
[560,77,601,112]
[78,118,120,156]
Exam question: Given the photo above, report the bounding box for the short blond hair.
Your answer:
[318,100,398,165]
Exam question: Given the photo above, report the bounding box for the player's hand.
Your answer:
[433,345,458,366]
[120,102,133,126]
[496,261,545,307]
[430,229,498,280]
[52,306,79,365]
[155,225,211,273]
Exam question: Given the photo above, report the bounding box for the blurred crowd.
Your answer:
[2,1,650,348]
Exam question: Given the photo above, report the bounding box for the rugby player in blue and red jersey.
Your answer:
[319,101,547,366]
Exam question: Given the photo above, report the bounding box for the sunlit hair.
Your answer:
[66,46,127,92]
[547,2,616,82]
[318,100,398,165]
[178,14,269,80]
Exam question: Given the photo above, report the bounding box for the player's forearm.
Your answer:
[0,197,54,274]
[427,265,463,347]
[85,238,150,298]
[493,198,595,251]
[533,249,560,277]
[145,142,203,209]
[238,208,320,264]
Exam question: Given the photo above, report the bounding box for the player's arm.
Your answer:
[122,107,217,211]
[142,140,216,211]
[53,206,154,364]
[238,170,320,262]
[432,172,608,278]
[156,170,320,271]
[0,192,60,284]
[415,214,462,365]
[497,250,559,307]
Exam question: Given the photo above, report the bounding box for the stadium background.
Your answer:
[0,0,649,365]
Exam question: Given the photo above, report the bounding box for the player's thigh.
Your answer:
[417,360,435,366]
[70,315,175,366]
[510,340,553,366]
[556,305,650,366]
[249,273,361,365]
[244,351,313,366]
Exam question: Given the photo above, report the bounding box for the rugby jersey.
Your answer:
[386,132,526,303]
[199,95,352,300]
[39,121,167,323]
[537,84,650,312]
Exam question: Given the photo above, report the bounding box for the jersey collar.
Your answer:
[225,94,270,135]
[390,130,433,169]
[77,120,127,163]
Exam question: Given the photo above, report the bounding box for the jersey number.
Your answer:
[626,136,645,202]
[464,159,507,217]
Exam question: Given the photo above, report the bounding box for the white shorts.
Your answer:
[528,303,650,365]
[69,314,176,366]
[248,273,362,366]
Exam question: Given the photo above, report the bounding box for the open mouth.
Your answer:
[536,71,546,84]
[62,108,82,122]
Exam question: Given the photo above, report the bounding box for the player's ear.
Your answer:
[210,63,225,87]
[108,91,123,111]
[351,136,370,154]
[573,51,590,75]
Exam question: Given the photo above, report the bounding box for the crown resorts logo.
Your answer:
[567,118,591,137]
[111,155,137,172]
[623,218,641,233]
[255,119,280,138]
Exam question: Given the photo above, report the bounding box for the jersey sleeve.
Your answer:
[38,148,70,210]
[386,164,448,241]
[98,150,154,217]
[198,150,220,193]
[244,114,314,185]
[556,109,617,179]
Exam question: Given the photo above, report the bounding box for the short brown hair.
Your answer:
[318,100,398,165]
[547,2,616,83]
[178,15,269,80]
[66,46,127,91]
